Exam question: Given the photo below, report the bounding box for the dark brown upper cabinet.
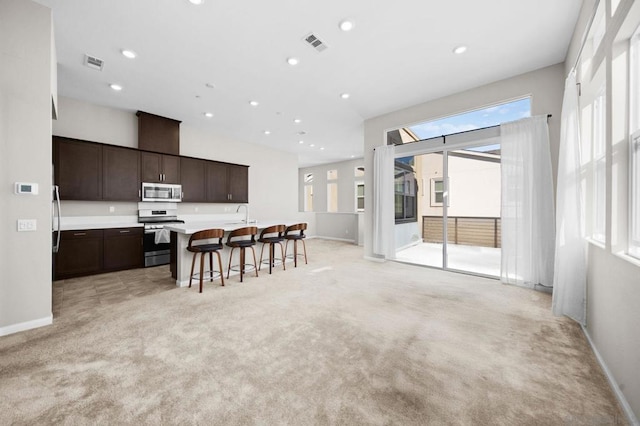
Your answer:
[206,162,248,203]
[54,137,102,200]
[228,164,249,203]
[141,151,180,184]
[103,145,140,201]
[180,157,207,202]
[136,111,180,155]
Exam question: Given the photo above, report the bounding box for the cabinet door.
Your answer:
[141,152,163,183]
[54,137,102,200]
[103,146,140,201]
[206,162,230,202]
[103,228,143,271]
[228,165,249,203]
[55,230,103,279]
[180,157,206,202]
[162,154,180,184]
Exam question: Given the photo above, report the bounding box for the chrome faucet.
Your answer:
[236,204,249,223]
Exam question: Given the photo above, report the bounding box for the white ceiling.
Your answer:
[35,0,582,167]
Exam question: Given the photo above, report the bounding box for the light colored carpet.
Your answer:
[0,239,625,425]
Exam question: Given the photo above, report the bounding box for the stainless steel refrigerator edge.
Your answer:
[52,185,61,279]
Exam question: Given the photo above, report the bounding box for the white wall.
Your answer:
[298,158,364,243]
[363,63,565,259]
[52,96,300,223]
[0,0,53,334]
[298,158,365,213]
[566,0,640,421]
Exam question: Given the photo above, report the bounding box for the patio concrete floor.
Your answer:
[395,242,501,278]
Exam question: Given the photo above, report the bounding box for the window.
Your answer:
[389,98,531,144]
[592,90,606,243]
[630,25,640,258]
[304,173,313,212]
[395,159,417,223]
[327,169,338,212]
[431,178,444,206]
[355,183,364,212]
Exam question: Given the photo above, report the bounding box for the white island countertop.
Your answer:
[165,220,297,235]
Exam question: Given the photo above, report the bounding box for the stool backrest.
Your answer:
[259,224,286,239]
[284,223,307,238]
[226,226,258,244]
[188,228,224,248]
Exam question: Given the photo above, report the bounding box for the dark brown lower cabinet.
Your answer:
[55,230,103,279]
[103,228,143,271]
[54,227,143,280]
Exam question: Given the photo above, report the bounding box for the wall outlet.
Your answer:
[109,206,115,213]
[17,219,37,232]
[194,207,199,212]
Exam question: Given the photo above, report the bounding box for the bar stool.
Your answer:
[258,224,286,274]
[187,228,225,293]
[283,223,308,267]
[226,226,259,282]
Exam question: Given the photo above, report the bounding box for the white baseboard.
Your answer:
[315,236,356,244]
[0,315,52,337]
[364,255,385,263]
[581,325,639,425]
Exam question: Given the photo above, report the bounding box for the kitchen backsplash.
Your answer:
[61,201,246,217]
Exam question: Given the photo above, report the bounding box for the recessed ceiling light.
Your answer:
[453,45,467,54]
[264,130,271,135]
[121,49,136,59]
[320,147,325,151]
[294,118,301,124]
[339,20,354,32]
[350,155,355,158]
[299,140,304,144]
[188,0,204,4]
[287,57,299,66]
[109,84,122,91]
[204,112,213,118]
[340,93,350,99]
[249,100,259,107]
[310,144,315,148]
[205,83,215,89]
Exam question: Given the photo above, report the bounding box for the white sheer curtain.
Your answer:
[373,145,395,259]
[552,70,587,325]
[500,115,555,288]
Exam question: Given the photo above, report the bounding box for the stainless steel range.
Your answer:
[138,202,184,267]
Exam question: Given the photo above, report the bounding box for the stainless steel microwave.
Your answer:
[141,182,182,202]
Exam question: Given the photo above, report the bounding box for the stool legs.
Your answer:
[284,239,308,268]
[227,246,259,282]
[189,251,224,293]
[259,242,286,274]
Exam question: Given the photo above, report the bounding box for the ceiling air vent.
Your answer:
[303,33,328,52]
[84,54,104,71]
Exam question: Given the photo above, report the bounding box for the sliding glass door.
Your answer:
[394,142,502,278]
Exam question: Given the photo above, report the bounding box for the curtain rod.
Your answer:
[387,114,552,147]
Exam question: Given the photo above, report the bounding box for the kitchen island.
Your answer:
[165,220,299,287]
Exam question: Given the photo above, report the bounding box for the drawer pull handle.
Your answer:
[119,230,130,233]
[73,232,86,236]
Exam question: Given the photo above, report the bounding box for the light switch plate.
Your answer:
[17,219,37,232]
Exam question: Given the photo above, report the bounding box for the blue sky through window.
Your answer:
[408,97,531,141]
